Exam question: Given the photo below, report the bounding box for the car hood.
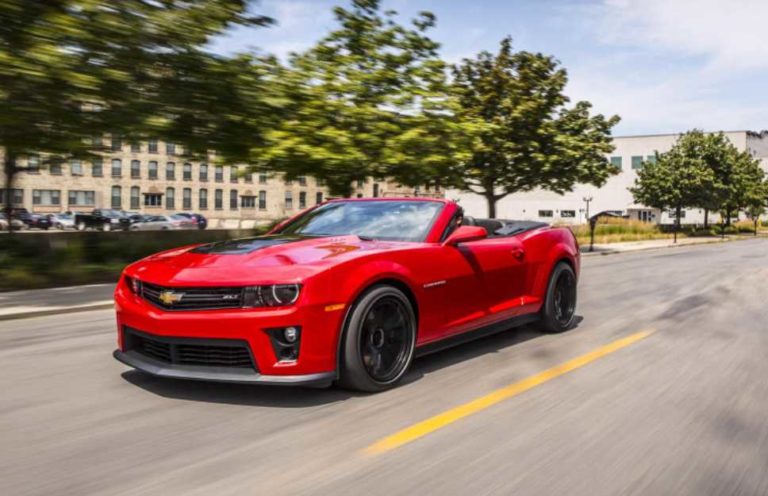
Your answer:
[127,234,416,286]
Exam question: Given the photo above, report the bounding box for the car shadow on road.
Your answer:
[121,315,584,407]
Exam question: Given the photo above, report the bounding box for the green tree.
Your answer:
[260,0,473,197]
[451,37,620,218]
[0,0,271,229]
[630,136,716,242]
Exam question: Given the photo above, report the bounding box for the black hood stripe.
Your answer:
[190,235,317,255]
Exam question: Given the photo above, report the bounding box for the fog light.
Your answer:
[283,327,298,343]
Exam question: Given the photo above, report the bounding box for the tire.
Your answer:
[338,285,417,392]
[102,222,111,232]
[539,262,577,333]
[76,222,86,231]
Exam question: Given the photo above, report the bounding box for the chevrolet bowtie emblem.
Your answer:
[159,291,184,305]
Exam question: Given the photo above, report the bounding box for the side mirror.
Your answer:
[444,225,488,246]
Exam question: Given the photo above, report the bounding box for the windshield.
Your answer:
[276,200,443,242]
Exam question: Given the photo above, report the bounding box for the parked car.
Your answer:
[0,213,25,231]
[174,212,207,230]
[26,214,52,230]
[8,207,32,225]
[48,213,76,230]
[74,209,131,231]
[114,198,580,392]
[129,214,196,231]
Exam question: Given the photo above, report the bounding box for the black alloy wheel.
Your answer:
[539,262,578,333]
[339,285,416,392]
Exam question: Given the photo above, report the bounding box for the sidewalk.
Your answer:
[581,235,735,256]
[0,283,114,321]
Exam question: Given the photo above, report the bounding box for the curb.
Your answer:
[0,302,114,322]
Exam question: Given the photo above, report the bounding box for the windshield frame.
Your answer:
[274,199,445,243]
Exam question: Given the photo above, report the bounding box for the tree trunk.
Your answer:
[3,149,16,234]
[755,218,759,237]
[725,207,732,226]
[674,204,681,244]
[485,194,497,219]
[703,209,709,229]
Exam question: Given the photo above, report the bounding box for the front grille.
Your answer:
[125,328,256,370]
[140,281,243,311]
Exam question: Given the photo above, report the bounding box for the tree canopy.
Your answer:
[450,37,620,217]
[0,0,271,223]
[259,0,475,197]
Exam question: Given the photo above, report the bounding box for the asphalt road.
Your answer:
[2,239,768,496]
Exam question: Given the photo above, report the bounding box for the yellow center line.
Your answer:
[364,329,655,455]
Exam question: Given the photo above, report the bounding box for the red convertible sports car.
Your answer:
[114,198,579,392]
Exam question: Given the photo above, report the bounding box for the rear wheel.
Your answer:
[539,262,577,333]
[338,285,416,392]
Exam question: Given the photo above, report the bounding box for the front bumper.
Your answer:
[113,280,346,385]
[113,349,335,386]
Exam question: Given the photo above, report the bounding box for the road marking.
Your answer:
[364,329,654,455]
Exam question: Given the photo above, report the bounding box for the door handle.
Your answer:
[511,248,525,260]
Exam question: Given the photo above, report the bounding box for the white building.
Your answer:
[448,130,768,224]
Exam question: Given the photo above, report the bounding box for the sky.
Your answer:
[210,0,768,136]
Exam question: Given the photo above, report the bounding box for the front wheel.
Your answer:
[338,285,417,392]
[538,262,577,333]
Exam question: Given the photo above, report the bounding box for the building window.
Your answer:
[68,190,95,206]
[111,159,122,177]
[148,139,158,154]
[92,135,103,148]
[111,185,122,208]
[258,173,267,184]
[284,177,292,186]
[230,166,239,183]
[166,162,175,180]
[538,210,553,218]
[214,189,223,210]
[199,164,208,182]
[199,188,208,210]
[299,191,306,209]
[27,154,40,173]
[245,171,253,183]
[610,156,622,169]
[182,188,192,210]
[646,154,657,164]
[1,189,24,205]
[373,183,380,197]
[148,161,158,180]
[229,190,238,210]
[111,135,122,151]
[70,159,83,176]
[166,143,176,156]
[241,196,255,208]
[215,166,224,182]
[130,186,140,209]
[631,156,643,169]
[92,159,103,177]
[183,163,192,181]
[130,142,141,153]
[144,193,162,207]
[131,160,141,179]
[47,160,62,175]
[285,191,293,210]
[560,210,576,218]
[668,209,686,219]
[166,187,175,210]
[33,190,61,205]
[316,191,323,205]
[258,190,266,210]
[357,179,364,188]
[298,176,307,186]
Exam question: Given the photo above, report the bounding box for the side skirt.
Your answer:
[415,312,540,358]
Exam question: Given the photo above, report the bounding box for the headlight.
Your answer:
[243,284,301,308]
[124,275,141,294]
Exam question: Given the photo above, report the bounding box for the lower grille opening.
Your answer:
[125,327,256,371]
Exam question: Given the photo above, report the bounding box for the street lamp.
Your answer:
[583,196,595,252]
